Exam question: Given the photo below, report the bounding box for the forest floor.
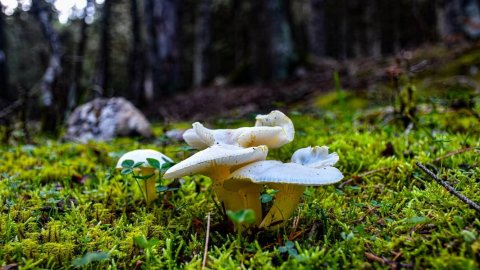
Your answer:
[0,43,480,269]
[154,42,479,122]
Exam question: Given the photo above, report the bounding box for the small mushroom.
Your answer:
[163,144,268,224]
[116,149,173,205]
[182,110,294,149]
[227,146,343,228]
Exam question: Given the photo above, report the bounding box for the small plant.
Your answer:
[117,149,174,205]
[278,241,298,258]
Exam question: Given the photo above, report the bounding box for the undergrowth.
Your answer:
[1,66,480,269]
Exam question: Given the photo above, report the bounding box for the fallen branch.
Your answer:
[416,162,480,213]
[202,212,211,270]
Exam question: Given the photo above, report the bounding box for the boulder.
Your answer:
[65,97,152,142]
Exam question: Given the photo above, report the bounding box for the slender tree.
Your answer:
[308,0,326,59]
[129,0,145,104]
[93,0,112,97]
[0,11,9,100]
[193,0,212,87]
[365,0,381,57]
[30,0,62,133]
[145,0,183,98]
[252,0,293,82]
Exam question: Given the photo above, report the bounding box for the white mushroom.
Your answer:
[116,149,173,205]
[182,110,295,149]
[164,144,268,224]
[227,146,343,228]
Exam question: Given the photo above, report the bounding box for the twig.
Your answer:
[416,162,480,213]
[433,147,477,162]
[338,167,389,189]
[202,212,211,270]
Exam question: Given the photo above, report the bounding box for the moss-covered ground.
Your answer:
[1,50,480,269]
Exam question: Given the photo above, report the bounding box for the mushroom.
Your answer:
[182,110,294,149]
[227,146,343,228]
[163,144,268,224]
[116,149,173,205]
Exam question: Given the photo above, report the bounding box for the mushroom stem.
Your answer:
[209,166,262,225]
[136,167,157,206]
[145,175,157,206]
[259,184,305,228]
[238,184,263,225]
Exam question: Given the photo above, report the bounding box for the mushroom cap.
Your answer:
[226,160,343,190]
[116,149,173,169]
[163,144,268,179]
[255,110,294,143]
[181,111,294,149]
[291,146,339,168]
[183,128,210,149]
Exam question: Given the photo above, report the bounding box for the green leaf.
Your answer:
[260,193,273,203]
[285,241,294,249]
[161,162,174,171]
[121,159,134,168]
[133,161,145,168]
[121,168,133,175]
[134,235,160,249]
[278,246,288,253]
[461,230,477,243]
[288,248,298,257]
[132,173,155,180]
[157,186,169,192]
[72,252,109,267]
[146,158,161,169]
[226,209,256,224]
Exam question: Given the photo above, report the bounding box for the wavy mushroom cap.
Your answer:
[181,110,295,149]
[116,149,173,169]
[226,160,343,190]
[255,110,294,143]
[182,128,210,150]
[163,144,268,179]
[290,146,339,168]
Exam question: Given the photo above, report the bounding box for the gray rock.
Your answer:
[65,97,152,142]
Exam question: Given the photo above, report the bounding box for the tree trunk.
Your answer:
[193,0,212,88]
[0,12,9,101]
[145,0,183,98]
[129,0,146,105]
[436,0,463,39]
[252,0,293,82]
[338,0,348,59]
[67,0,92,115]
[308,0,326,59]
[365,0,381,57]
[94,0,112,98]
[30,0,62,133]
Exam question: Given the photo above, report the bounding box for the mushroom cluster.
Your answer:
[164,110,343,228]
